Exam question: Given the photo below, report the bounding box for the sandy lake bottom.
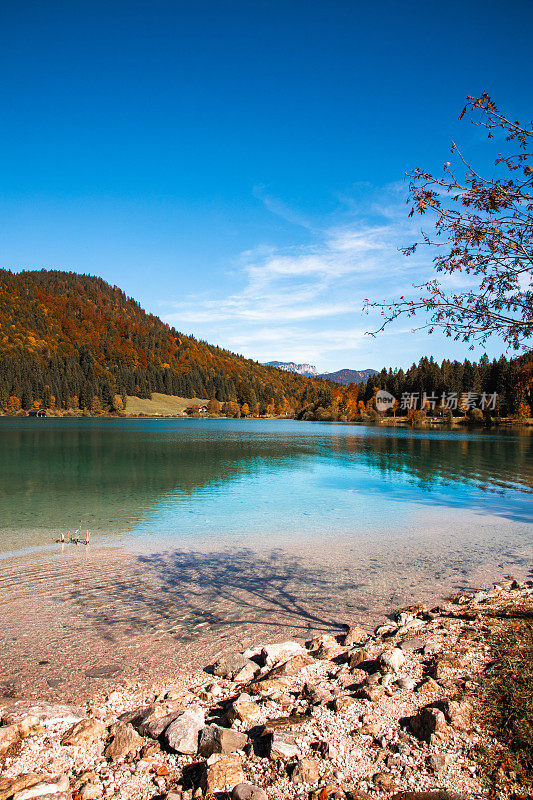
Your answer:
[0,419,531,700]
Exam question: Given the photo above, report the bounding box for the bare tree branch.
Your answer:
[366,94,533,351]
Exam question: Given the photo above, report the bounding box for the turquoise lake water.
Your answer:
[0,418,531,553]
[0,418,531,696]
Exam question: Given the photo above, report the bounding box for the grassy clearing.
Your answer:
[481,618,533,784]
[121,393,209,416]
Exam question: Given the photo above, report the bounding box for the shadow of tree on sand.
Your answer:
[65,548,370,644]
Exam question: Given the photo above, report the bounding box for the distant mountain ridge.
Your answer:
[264,361,318,377]
[319,368,378,385]
[264,361,377,385]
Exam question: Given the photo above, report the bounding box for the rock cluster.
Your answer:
[0,580,531,800]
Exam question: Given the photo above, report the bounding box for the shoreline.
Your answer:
[0,578,532,800]
[0,414,531,431]
[0,529,531,707]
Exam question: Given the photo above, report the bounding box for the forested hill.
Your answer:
[1,269,530,419]
[0,269,333,412]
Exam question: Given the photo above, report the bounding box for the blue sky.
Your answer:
[1,0,531,371]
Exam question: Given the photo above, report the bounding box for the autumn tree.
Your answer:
[222,401,240,418]
[459,393,470,417]
[91,395,103,414]
[517,401,531,420]
[344,382,360,417]
[207,398,221,414]
[367,94,533,350]
[112,395,124,413]
[7,396,21,415]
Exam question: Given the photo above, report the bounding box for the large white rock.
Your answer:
[61,718,107,747]
[163,706,204,754]
[13,775,69,800]
[261,641,306,667]
[1,702,84,727]
[268,730,300,759]
[379,647,405,673]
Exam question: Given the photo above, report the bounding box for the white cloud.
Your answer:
[161,184,438,370]
[253,186,314,231]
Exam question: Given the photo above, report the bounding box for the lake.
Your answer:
[0,418,531,699]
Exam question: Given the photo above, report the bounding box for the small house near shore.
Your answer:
[28,408,47,418]
[184,404,208,415]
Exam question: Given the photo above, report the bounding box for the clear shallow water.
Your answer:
[1,418,532,551]
[0,418,531,699]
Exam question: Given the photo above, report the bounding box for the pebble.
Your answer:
[399,638,425,652]
[396,677,417,691]
[379,647,405,673]
[231,784,268,800]
[104,722,142,760]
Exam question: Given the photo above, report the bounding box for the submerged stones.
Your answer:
[84,664,123,679]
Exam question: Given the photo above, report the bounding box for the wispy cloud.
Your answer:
[161,183,434,369]
[253,184,315,231]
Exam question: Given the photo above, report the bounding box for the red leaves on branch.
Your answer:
[366,94,533,350]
